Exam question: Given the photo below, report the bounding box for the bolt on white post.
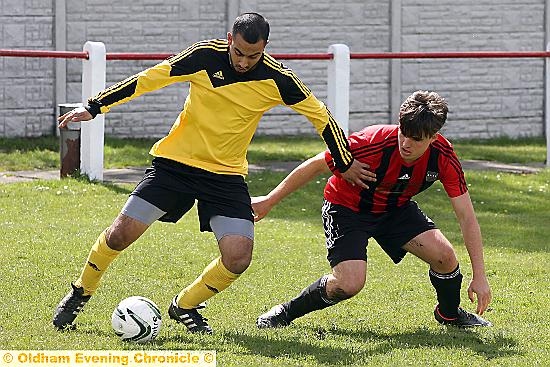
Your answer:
[327,44,350,136]
[81,41,106,181]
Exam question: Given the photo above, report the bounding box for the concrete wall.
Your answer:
[0,0,55,136]
[0,0,547,139]
[398,0,546,138]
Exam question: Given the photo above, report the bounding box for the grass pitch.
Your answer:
[0,168,549,366]
[0,136,548,366]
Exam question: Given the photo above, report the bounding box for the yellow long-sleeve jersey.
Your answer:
[87,39,353,175]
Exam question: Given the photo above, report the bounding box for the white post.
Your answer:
[327,44,350,135]
[390,0,402,125]
[546,43,550,167]
[54,0,67,136]
[81,41,106,181]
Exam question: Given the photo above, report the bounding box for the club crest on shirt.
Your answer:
[425,171,438,182]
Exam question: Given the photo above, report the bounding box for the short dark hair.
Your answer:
[232,12,270,43]
[399,90,448,139]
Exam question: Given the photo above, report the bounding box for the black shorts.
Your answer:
[131,157,254,232]
[321,199,437,267]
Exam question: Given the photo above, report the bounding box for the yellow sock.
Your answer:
[73,230,120,295]
[177,257,239,309]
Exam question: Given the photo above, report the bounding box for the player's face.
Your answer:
[227,32,266,74]
[398,129,436,163]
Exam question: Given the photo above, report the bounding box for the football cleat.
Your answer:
[168,297,213,334]
[257,304,292,329]
[434,305,492,327]
[52,283,91,330]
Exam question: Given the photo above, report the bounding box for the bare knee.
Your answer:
[223,253,252,274]
[432,245,458,272]
[219,236,253,274]
[326,260,367,301]
[105,228,132,251]
[327,277,365,301]
[221,251,252,274]
[105,214,149,251]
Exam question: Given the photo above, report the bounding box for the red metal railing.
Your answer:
[106,52,333,60]
[0,49,88,59]
[3,49,550,60]
[350,51,550,59]
[0,49,332,60]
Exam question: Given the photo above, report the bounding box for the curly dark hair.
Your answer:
[399,90,448,139]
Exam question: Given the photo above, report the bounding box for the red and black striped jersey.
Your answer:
[87,39,352,176]
[324,125,467,214]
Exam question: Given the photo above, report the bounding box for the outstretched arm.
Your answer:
[252,152,330,221]
[59,43,209,127]
[449,192,492,315]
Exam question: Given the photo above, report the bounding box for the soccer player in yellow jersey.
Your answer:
[53,12,375,333]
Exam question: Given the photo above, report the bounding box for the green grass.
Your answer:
[0,135,326,172]
[0,135,549,365]
[450,136,547,164]
[0,136,156,171]
[0,166,549,366]
[0,134,546,172]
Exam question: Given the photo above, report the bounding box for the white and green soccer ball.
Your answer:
[111,296,162,343]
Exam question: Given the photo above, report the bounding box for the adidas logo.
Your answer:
[212,70,224,80]
[398,173,410,180]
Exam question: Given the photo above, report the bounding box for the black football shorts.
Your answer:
[130,157,254,232]
[321,199,437,267]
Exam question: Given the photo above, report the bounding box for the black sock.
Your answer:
[429,265,462,318]
[284,275,338,321]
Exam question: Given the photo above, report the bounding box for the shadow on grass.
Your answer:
[70,173,133,195]
[97,182,133,195]
[215,326,521,365]
[66,319,520,364]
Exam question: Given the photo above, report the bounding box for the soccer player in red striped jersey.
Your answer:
[254,90,492,328]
